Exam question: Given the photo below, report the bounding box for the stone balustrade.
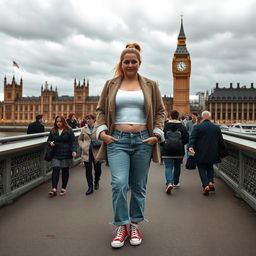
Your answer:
[0,129,82,207]
[0,129,255,210]
[215,131,256,210]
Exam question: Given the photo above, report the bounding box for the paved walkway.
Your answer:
[0,163,255,256]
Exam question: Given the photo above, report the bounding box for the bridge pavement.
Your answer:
[0,162,255,256]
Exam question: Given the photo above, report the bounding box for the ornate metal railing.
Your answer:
[215,131,256,210]
[0,129,82,207]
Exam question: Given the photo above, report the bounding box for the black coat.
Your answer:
[161,121,189,157]
[188,120,227,164]
[66,119,78,129]
[47,128,77,160]
[27,121,45,134]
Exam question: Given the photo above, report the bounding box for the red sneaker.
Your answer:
[111,225,128,248]
[129,223,142,246]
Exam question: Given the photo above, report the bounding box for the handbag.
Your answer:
[91,140,102,149]
[44,145,54,162]
[185,155,197,170]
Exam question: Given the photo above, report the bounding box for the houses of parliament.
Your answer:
[0,77,99,124]
[0,18,256,125]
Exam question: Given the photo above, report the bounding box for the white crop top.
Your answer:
[115,89,146,125]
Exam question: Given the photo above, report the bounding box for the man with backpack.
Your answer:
[161,110,189,194]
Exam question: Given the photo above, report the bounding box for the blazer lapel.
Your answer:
[139,74,151,121]
[109,76,122,123]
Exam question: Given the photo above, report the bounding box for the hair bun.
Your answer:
[125,43,141,52]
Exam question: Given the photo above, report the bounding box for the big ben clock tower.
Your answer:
[172,16,191,114]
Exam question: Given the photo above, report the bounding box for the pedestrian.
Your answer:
[188,111,228,195]
[185,112,198,159]
[66,113,79,129]
[196,116,202,124]
[47,115,77,197]
[80,117,87,128]
[27,114,45,134]
[161,110,189,194]
[95,43,165,248]
[78,114,102,196]
[186,112,198,136]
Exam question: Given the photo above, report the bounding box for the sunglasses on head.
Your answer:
[122,60,138,65]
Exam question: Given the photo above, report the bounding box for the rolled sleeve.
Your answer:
[153,128,165,143]
[96,125,108,140]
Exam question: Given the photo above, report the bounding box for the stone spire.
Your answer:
[178,14,186,39]
[175,15,189,55]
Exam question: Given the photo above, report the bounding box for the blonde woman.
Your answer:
[95,43,165,248]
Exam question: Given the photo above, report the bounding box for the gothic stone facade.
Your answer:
[206,83,256,123]
[0,76,99,124]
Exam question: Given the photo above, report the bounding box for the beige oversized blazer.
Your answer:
[78,126,99,162]
[95,74,165,163]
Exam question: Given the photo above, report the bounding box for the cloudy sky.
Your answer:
[0,0,256,100]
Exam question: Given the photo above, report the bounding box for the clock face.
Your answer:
[176,61,186,71]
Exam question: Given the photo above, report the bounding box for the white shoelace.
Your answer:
[113,226,126,240]
[130,223,139,238]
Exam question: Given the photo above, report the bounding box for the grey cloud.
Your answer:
[1,0,256,101]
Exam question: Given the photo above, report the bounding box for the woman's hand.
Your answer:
[50,141,55,147]
[143,136,158,145]
[100,132,118,145]
[72,152,77,158]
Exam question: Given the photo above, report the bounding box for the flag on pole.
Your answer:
[13,61,20,69]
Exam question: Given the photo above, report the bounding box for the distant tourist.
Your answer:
[78,114,102,196]
[66,113,79,129]
[188,111,228,195]
[27,114,45,134]
[184,112,198,159]
[47,116,77,197]
[196,116,202,124]
[79,117,87,128]
[186,112,198,136]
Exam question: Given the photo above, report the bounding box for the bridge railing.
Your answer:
[215,131,256,210]
[0,129,82,207]
[1,129,255,210]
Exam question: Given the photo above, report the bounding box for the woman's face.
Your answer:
[71,115,76,120]
[56,118,63,128]
[86,118,94,127]
[121,53,140,77]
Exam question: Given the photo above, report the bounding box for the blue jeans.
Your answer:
[163,158,181,185]
[107,129,153,226]
[197,163,214,188]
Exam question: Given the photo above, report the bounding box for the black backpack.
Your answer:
[164,129,183,154]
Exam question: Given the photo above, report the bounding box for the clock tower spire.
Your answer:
[172,16,191,115]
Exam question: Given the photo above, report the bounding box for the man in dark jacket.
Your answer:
[188,111,227,195]
[27,115,45,134]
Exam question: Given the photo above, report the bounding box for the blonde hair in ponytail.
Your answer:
[114,43,142,78]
